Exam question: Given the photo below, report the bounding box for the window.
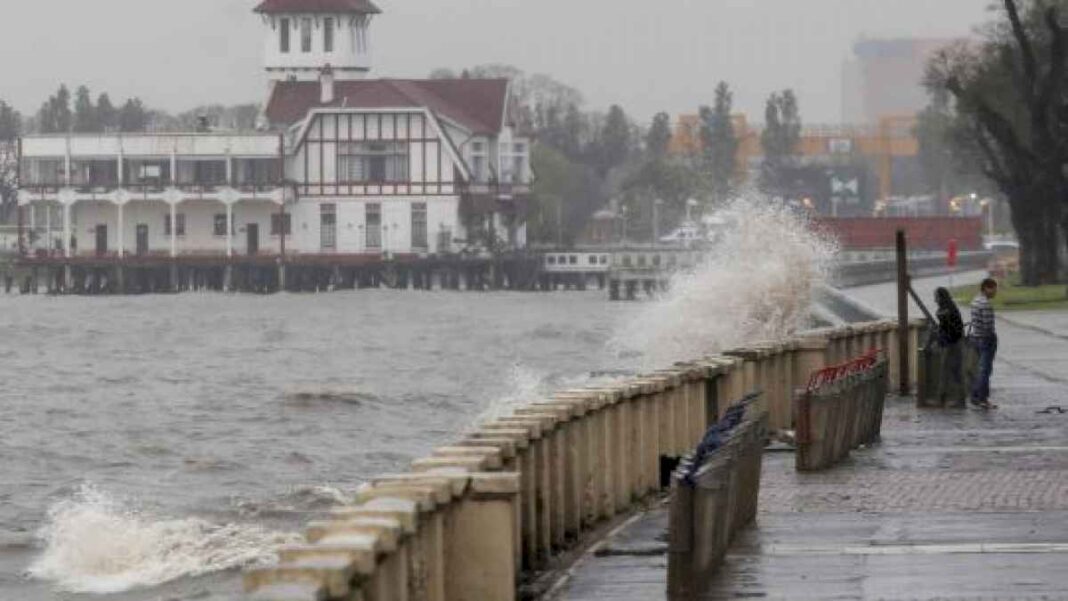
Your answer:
[324,18,334,52]
[365,203,382,249]
[411,202,428,250]
[271,213,292,236]
[547,256,556,265]
[569,255,578,265]
[280,18,290,53]
[511,143,526,183]
[355,20,367,53]
[589,256,598,265]
[164,213,186,236]
[213,214,228,236]
[320,204,336,250]
[301,18,312,53]
[470,141,487,182]
[338,142,409,184]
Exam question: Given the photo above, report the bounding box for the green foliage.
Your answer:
[950,279,1068,311]
[529,144,602,245]
[96,94,117,132]
[592,105,632,178]
[924,0,1068,285]
[36,85,72,134]
[0,101,20,141]
[759,90,801,197]
[73,86,97,133]
[118,99,149,133]
[700,82,738,204]
[646,112,672,158]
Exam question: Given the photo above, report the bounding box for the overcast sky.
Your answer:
[0,0,992,124]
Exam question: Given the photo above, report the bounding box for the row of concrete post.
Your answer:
[242,318,923,601]
[795,359,890,471]
[668,406,769,600]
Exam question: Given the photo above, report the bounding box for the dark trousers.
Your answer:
[971,334,998,403]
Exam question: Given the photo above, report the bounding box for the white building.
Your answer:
[16,0,531,261]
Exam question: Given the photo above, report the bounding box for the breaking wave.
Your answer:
[28,485,295,594]
[615,198,837,367]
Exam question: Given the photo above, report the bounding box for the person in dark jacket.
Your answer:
[935,287,966,406]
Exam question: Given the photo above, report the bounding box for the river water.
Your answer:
[0,200,834,601]
[0,290,647,600]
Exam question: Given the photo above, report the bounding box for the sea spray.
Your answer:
[615,199,837,367]
[28,484,296,594]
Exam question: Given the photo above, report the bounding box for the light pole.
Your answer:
[979,198,994,239]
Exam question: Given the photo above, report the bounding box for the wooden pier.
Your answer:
[4,253,544,295]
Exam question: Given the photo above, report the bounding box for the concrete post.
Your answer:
[442,473,519,601]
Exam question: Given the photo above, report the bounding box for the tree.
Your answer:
[0,101,20,223]
[96,93,117,132]
[759,89,802,198]
[646,112,672,158]
[700,82,739,204]
[529,144,603,245]
[925,0,1068,284]
[118,99,149,132]
[591,104,632,178]
[73,86,97,133]
[36,85,72,134]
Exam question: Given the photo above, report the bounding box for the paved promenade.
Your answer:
[550,274,1068,601]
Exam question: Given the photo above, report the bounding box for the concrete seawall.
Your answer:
[242,319,922,601]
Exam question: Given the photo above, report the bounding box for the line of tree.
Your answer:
[923,0,1068,285]
[432,65,779,245]
[29,84,261,135]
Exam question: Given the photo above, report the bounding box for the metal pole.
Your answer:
[896,229,910,396]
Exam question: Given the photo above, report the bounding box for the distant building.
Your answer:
[667,114,919,215]
[841,38,957,125]
[17,0,532,260]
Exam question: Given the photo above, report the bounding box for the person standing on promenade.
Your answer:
[935,287,966,406]
[970,278,999,409]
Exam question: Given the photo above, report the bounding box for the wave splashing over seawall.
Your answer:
[28,485,294,594]
[617,199,837,367]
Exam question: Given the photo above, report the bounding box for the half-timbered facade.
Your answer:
[15,0,531,261]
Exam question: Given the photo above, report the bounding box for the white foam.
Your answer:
[28,485,295,594]
[615,198,837,367]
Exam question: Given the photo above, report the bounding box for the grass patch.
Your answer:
[949,279,1068,311]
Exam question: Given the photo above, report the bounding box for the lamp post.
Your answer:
[979,198,995,239]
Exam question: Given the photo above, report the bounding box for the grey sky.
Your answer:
[0,0,991,124]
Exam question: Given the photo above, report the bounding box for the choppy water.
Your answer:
[0,199,834,601]
[0,291,643,600]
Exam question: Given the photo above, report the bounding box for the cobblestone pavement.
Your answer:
[552,274,1068,601]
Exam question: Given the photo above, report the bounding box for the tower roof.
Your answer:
[254,0,381,15]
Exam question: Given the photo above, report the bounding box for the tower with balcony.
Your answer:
[255,0,379,82]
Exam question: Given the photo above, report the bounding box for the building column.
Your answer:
[170,202,178,258]
[62,203,71,258]
[226,202,234,258]
[117,202,124,258]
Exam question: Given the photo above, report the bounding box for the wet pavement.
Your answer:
[550,274,1068,601]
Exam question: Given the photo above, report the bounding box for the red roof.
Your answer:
[265,78,511,134]
[254,0,381,14]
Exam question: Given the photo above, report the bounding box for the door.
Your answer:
[95,225,108,255]
[136,224,149,255]
[247,223,259,256]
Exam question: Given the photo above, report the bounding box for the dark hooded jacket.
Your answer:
[935,287,964,345]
